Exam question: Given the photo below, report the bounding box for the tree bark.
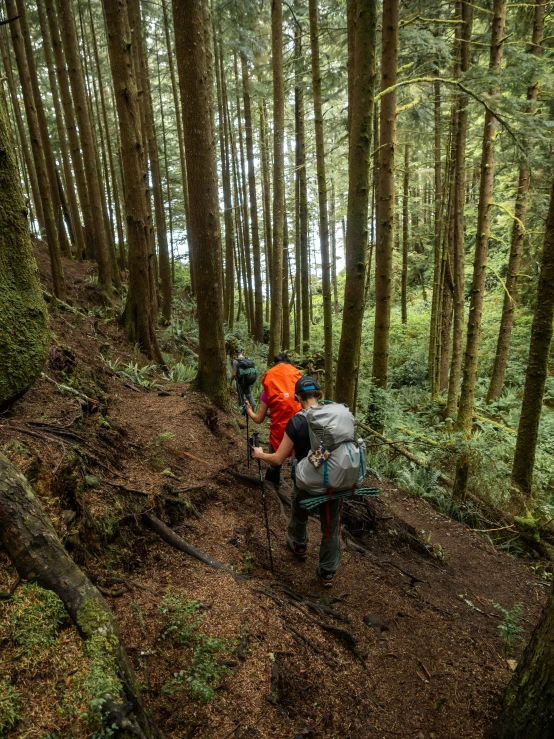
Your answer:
[240,53,264,342]
[330,180,339,313]
[102,0,162,363]
[401,143,409,324]
[268,0,285,362]
[0,28,44,232]
[56,0,112,292]
[260,98,272,320]
[36,0,85,260]
[161,0,191,290]
[282,208,290,351]
[44,0,91,261]
[510,180,554,496]
[308,0,333,396]
[294,27,310,353]
[5,0,66,300]
[0,452,164,738]
[372,0,398,389]
[428,77,442,389]
[485,579,554,738]
[456,0,507,433]
[446,0,473,419]
[335,0,377,408]
[173,0,228,407]
[486,0,545,402]
[0,92,49,410]
[220,42,235,328]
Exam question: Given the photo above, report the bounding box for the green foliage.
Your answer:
[0,583,66,664]
[163,361,196,384]
[102,357,159,388]
[159,593,234,702]
[494,602,524,655]
[0,679,21,735]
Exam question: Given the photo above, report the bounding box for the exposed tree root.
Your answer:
[0,451,165,739]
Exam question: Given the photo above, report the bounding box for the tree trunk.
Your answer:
[0,28,44,232]
[372,0,398,389]
[89,0,126,275]
[282,208,290,350]
[308,0,333,396]
[260,98,272,320]
[173,0,228,407]
[268,0,285,362]
[36,0,85,260]
[220,42,235,328]
[161,0,191,290]
[401,143,409,324]
[330,180,339,313]
[234,53,254,334]
[0,452,164,738]
[5,0,66,300]
[485,580,554,738]
[446,0,473,419]
[0,93,49,410]
[294,27,310,353]
[44,0,91,261]
[56,0,112,292]
[335,0,377,408]
[486,0,545,402]
[241,53,264,342]
[456,0,507,433]
[103,0,162,363]
[510,180,554,496]
[428,77,442,389]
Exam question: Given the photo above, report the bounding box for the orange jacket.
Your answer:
[262,363,302,452]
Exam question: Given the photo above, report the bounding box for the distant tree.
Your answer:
[173,0,228,407]
[0,91,49,411]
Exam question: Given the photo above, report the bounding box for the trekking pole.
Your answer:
[252,431,274,573]
[240,401,249,469]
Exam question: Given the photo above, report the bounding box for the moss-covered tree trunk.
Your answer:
[102,0,163,364]
[173,0,228,407]
[401,143,409,324]
[511,179,554,496]
[0,93,49,411]
[335,0,377,408]
[0,452,164,738]
[485,581,554,739]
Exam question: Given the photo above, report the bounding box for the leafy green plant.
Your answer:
[159,593,234,702]
[163,361,196,384]
[494,602,524,654]
[0,679,21,734]
[101,357,158,388]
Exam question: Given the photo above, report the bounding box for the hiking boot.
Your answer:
[287,536,307,561]
[316,567,334,588]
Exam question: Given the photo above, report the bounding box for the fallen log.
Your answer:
[0,452,164,739]
[142,513,234,575]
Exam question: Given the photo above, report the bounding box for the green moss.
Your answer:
[0,583,66,664]
[0,94,50,410]
[0,679,21,735]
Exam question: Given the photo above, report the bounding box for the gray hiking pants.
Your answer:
[236,381,255,408]
[287,483,341,574]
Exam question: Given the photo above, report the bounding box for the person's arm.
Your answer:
[230,359,238,383]
[252,433,294,466]
[246,400,267,424]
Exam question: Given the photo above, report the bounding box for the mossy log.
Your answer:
[0,452,165,738]
[485,582,554,739]
[0,94,50,411]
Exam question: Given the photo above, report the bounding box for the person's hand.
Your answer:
[251,446,264,459]
[245,401,253,417]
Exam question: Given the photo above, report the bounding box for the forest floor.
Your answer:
[0,243,548,739]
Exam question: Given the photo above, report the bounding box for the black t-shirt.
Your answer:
[285,412,312,462]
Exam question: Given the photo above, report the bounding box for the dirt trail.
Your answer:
[0,244,547,738]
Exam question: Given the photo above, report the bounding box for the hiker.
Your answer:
[252,376,366,588]
[231,348,257,408]
[245,353,301,487]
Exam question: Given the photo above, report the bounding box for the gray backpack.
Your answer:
[295,404,367,495]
